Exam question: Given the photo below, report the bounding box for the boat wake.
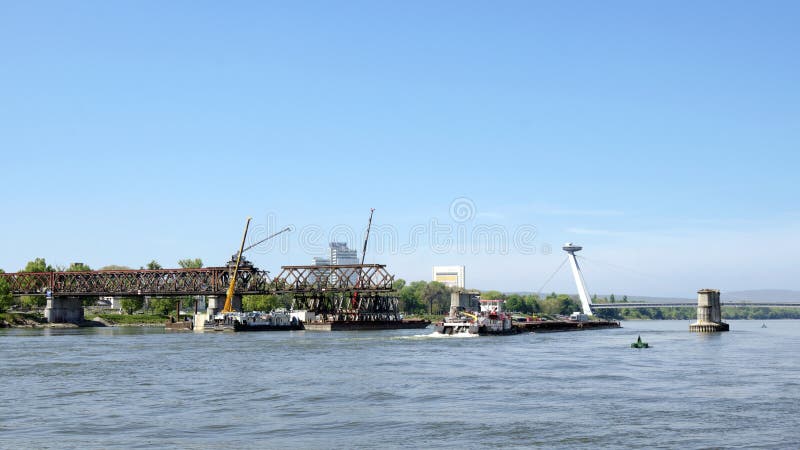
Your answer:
[400,331,478,339]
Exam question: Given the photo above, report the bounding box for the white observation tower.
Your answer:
[563,243,593,316]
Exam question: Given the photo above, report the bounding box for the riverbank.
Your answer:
[0,312,170,328]
[0,312,47,328]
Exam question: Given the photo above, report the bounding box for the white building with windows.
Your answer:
[329,242,358,265]
[432,265,465,289]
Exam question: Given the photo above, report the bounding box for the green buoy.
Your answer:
[631,335,649,348]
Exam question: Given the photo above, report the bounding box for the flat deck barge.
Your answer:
[303,319,431,331]
[514,319,620,332]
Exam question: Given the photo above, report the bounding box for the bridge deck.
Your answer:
[0,264,395,297]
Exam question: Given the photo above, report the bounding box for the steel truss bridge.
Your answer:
[0,264,394,297]
[1,263,401,321]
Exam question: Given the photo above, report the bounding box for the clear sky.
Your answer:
[1,1,798,297]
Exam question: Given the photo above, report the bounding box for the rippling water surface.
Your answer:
[1,320,799,449]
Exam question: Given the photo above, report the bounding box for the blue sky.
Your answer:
[1,1,798,297]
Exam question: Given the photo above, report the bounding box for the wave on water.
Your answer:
[400,331,478,339]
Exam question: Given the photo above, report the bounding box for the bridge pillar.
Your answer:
[44,296,85,324]
[690,289,729,332]
[207,295,222,316]
[206,295,243,315]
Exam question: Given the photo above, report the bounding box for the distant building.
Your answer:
[432,265,465,289]
[330,242,358,265]
[318,242,358,285]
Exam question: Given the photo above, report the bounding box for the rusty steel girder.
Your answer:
[0,264,395,297]
[0,272,53,294]
[272,264,394,293]
[0,268,272,297]
[291,292,400,321]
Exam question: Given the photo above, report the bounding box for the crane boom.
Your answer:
[351,208,375,309]
[242,226,292,253]
[360,208,375,266]
[222,217,252,313]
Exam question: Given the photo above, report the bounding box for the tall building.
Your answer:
[330,242,358,265]
[432,265,465,289]
[324,242,359,285]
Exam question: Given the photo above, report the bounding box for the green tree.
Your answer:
[146,260,162,270]
[178,258,203,269]
[149,297,178,316]
[242,294,288,312]
[100,265,133,270]
[505,294,526,313]
[398,282,424,314]
[525,294,542,314]
[0,269,12,313]
[19,258,54,309]
[66,262,92,272]
[120,297,145,314]
[538,294,580,316]
[422,281,450,314]
[23,258,54,273]
[481,290,505,300]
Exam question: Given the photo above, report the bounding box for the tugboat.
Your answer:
[435,299,518,336]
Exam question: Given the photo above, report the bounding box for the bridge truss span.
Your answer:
[0,264,395,297]
[0,268,272,297]
[271,264,394,294]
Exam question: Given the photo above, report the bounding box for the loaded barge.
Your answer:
[303,318,430,331]
[435,299,620,336]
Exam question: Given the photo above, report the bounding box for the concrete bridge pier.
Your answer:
[44,296,85,323]
[690,289,729,332]
[205,295,242,316]
[207,295,221,316]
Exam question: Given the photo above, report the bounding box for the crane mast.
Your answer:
[221,220,292,314]
[222,217,252,313]
[351,208,375,311]
[360,208,375,267]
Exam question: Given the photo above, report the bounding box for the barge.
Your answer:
[303,318,430,331]
[231,310,303,332]
[435,298,620,336]
[201,310,303,332]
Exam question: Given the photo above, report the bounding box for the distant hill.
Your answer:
[611,295,693,304]
[496,290,800,303]
[503,292,694,304]
[722,290,800,302]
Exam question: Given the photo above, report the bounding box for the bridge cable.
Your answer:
[535,256,569,298]
[576,255,657,279]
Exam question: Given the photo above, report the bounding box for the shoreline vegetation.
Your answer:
[3,260,799,327]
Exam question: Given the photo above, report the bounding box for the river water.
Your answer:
[1,320,798,449]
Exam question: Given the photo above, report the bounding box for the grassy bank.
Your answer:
[96,313,169,325]
[0,312,47,327]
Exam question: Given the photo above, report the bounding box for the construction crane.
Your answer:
[351,208,375,310]
[221,219,291,314]
[360,208,375,267]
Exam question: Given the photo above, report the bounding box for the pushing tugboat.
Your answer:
[435,298,518,336]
